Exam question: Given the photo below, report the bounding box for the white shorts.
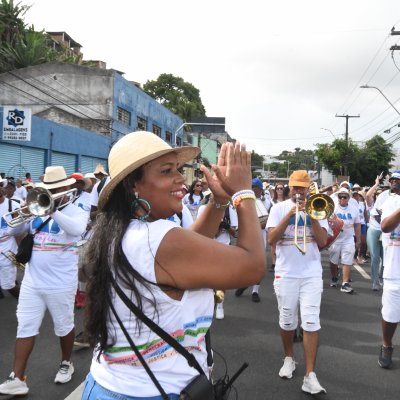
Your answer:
[329,242,355,266]
[273,277,323,332]
[382,279,400,323]
[16,283,76,338]
[0,262,17,290]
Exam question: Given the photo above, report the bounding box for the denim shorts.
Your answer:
[81,372,180,400]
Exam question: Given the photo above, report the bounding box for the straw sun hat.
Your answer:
[36,166,76,190]
[98,131,199,210]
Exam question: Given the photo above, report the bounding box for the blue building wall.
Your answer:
[0,70,185,179]
[112,73,183,144]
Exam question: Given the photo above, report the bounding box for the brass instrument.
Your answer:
[214,290,225,304]
[294,183,335,255]
[1,251,25,271]
[4,187,77,228]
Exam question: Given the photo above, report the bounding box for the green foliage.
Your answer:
[251,150,265,171]
[0,0,82,72]
[143,73,206,121]
[0,0,29,46]
[315,135,394,185]
[0,27,56,72]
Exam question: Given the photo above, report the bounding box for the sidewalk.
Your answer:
[64,382,84,400]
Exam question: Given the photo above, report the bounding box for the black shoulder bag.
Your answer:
[15,217,51,264]
[108,277,248,400]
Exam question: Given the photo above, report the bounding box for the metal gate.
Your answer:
[51,152,76,175]
[0,143,45,181]
[80,156,108,175]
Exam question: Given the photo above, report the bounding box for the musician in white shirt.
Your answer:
[235,178,270,302]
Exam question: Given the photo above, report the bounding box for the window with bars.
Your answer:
[176,137,182,146]
[153,125,161,137]
[117,107,131,125]
[165,131,172,143]
[137,117,147,131]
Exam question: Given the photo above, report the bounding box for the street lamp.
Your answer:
[360,85,400,116]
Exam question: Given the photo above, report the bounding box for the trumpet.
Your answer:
[4,187,77,228]
[1,251,25,271]
[294,183,335,255]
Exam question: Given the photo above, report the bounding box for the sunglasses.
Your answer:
[338,196,349,200]
[276,187,283,190]
[195,184,202,187]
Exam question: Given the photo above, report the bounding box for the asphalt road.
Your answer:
[0,251,398,400]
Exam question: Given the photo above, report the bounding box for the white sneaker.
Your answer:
[302,372,327,394]
[215,305,224,320]
[54,360,74,384]
[279,356,296,379]
[0,372,29,395]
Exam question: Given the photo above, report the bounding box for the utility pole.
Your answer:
[390,27,400,50]
[335,114,360,178]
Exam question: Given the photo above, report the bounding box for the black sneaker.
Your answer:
[235,288,247,297]
[340,282,354,294]
[330,277,338,287]
[378,345,393,369]
[251,292,260,303]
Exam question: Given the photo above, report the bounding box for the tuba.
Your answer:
[4,187,77,228]
[294,183,335,255]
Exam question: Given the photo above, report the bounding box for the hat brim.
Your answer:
[98,146,199,210]
[289,181,310,188]
[36,177,76,190]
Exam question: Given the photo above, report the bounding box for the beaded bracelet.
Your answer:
[232,189,256,208]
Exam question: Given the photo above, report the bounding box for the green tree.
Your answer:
[0,27,56,72]
[315,135,394,185]
[0,0,83,73]
[0,0,29,46]
[143,73,206,121]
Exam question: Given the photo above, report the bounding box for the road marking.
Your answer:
[353,263,371,280]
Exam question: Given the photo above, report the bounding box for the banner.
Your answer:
[2,107,32,141]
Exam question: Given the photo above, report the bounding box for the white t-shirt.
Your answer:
[357,200,366,225]
[182,193,203,220]
[0,199,19,265]
[90,177,111,207]
[369,190,391,231]
[22,203,88,289]
[91,219,214,397]
[333,203,360,244]
[266,199,328,278]
[167,204,194,228]
[75,191,92,213]
[14,186,27,201]
[197,204,230,245]
[381,195,400,280]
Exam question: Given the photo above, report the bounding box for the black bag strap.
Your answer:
[107,298,170,400]
[110,276,206,376]
[33,216,52,236]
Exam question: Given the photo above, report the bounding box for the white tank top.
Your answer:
[90,219,214,397]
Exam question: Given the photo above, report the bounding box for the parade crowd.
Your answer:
[0,131,399,399]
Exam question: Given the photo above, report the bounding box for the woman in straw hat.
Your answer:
[82,131,265,399]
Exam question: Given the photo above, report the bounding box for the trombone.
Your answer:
[4,187,77,228]
[294,183,335,255]
[1,251,26,271]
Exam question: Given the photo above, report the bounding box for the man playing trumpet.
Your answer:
[0,166,88,396]
[267,170,328,395]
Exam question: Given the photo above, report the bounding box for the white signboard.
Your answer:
[2,106,32,141]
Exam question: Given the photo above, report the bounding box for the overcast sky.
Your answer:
[25,0,400,156]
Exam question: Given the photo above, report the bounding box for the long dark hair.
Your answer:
[85,167,159,357]
[273,182,286,203]
[188,179,204,204]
